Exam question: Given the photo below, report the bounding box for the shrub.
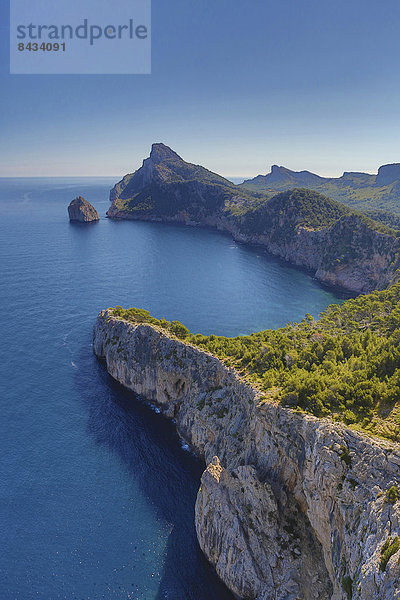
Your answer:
[342,575,353,600]
[380,536,400,571]
[170,321,189,339]
[385,485,399,505]
[339,445,352,467]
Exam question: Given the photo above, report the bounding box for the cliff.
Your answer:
[233,199,400,294]
[107,145,400,294]
[376,164,400,187]
[94,310,400,600]
[68,196,99,223]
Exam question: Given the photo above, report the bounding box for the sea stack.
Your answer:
[68,196,100,223]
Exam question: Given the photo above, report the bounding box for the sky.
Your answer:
[1,0,400,177]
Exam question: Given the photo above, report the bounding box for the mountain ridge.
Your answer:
[241,162,400,215]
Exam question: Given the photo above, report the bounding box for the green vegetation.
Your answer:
[380,536,400,571]
[240,167,400,217]
[110,145,400,239]
[342,575,353,600]
[238,189,398,239]
[339,446,352,467]
[364,210,400,231]
[112,306,189,339]
[110,280,400,442]
[241,188,352,233]
[385,485,399,505]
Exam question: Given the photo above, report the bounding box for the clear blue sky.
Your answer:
[1,0,400,177]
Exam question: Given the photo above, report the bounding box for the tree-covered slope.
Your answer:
[109,281,400,443]
[241,164,400,216]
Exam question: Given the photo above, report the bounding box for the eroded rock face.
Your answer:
[68,196,99,222]
[196,457,330,600]
[93,312,400,600]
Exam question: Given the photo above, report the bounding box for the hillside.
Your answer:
[107,145,400,293]
[241,163,400,216]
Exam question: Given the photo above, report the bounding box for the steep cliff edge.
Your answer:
[107,145,400,294]
[94,310,400,600]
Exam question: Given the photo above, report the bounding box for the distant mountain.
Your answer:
[108,144,400,293]
[241,163,400,216]
[244,165,328,189]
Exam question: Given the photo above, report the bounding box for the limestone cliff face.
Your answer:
[105,208,400,293]
[225,214,400,294]
[68,196,99,223]
[94,311,400,600]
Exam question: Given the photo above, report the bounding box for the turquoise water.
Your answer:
[0,178,345,600]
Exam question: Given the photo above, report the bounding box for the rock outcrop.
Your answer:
[376,164,400,186]
[93,311,400,600]
[107,145,400,294]
[68,196,99,223]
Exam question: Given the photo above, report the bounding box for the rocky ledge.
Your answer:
[93,310,400,600]
[68,196,99,223]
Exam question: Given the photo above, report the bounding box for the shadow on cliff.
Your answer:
[74,344,234,600]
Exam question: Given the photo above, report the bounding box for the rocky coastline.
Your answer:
[106,145,400,294]
[93,310,400,600]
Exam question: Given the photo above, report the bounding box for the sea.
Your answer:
[0,177,346,600]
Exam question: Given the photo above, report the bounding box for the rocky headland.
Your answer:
[68,196,100,223]
[94,310,400,600]
[106,144,400,294]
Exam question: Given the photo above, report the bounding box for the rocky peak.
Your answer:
[149,143,183,164]
[108,143,235,212]
[269,164,290,179]
[68,196,99,223]
[264,165,327,186]
[376,163,400,186]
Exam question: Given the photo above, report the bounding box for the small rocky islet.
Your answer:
[68,196,99,223]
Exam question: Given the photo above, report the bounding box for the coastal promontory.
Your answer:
[106,144,400,293]
[93,302,400,600]
[68,196,99,223]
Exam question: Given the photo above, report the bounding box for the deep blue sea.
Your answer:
[0,177,345,600]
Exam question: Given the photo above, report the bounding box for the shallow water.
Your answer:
[0,177,345,599]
